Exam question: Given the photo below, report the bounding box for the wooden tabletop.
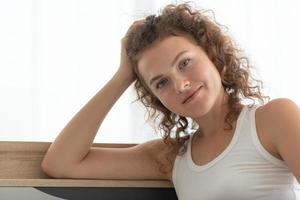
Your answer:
[0,141,174,188]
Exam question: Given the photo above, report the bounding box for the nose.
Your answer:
[174,76,191,94]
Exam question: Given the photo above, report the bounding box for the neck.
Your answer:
[193,89,232,138]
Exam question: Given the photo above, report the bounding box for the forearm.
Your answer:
[42,70,134,173]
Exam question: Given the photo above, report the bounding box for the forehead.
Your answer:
[137,35,198,83]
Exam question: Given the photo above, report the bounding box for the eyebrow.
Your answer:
[149,50,188,86]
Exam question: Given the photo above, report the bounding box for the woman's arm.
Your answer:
[41,67,173,181]
[41,69,134,177]
[259,98,300,183]
[41,22,139,177]
[41,20,176,181]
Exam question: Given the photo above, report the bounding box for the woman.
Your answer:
[41,3,300,199]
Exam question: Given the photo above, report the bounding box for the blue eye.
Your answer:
[179,58,190,70]
[156,78,168,89]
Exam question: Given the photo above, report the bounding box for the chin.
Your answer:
[181,108,208,119]
[187,101,214,118]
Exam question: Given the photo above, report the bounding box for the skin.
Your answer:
[137,34,230,138]
[136,33,300,183]
[41,19,300,184]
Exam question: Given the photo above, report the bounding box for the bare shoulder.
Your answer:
[256,98,300,158]
[257,98,300,182]
[45,137,177,181]
[256,98,299,126]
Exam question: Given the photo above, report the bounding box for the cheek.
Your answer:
[195,62,220,84]
[190,63,206,80]
[210,65,222,85]
[156,91,176,108]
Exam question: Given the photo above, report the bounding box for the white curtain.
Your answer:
[1,0,300,143]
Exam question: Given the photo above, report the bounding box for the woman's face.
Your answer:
[137,35,224,118]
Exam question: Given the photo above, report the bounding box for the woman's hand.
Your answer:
[117,20,144,83]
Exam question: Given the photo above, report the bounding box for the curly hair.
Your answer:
[126,3,269,174]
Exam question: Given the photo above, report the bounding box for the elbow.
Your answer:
[41,158,67,179]
[41,160,59,178]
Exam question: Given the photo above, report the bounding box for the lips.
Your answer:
[182,86,202,104]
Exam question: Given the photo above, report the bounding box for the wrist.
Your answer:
[114,68,136,87]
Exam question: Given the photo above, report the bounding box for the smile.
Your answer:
[182,86,202,104]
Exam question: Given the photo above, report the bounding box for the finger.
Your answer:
[128,19,145,31]
[123,19,145,40]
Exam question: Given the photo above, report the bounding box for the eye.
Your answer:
[179,58,190,70]
[156,78,168,89]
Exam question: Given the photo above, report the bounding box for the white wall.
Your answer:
[1,0,299,144]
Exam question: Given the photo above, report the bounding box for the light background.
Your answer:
[0,0,299,197]
[0,1,299,142]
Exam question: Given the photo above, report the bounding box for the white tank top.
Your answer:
[172,105,297,200]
